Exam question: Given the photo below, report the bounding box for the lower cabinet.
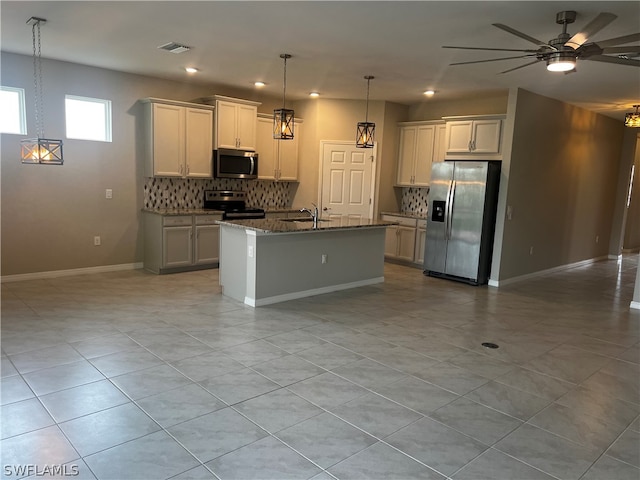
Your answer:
[144,213,221,274]
[381,214,426,267]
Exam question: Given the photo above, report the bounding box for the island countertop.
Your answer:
[216,216,397,234]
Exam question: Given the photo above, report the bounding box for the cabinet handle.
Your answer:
[186,164,190,175]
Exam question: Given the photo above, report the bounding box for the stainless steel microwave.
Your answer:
[213,149,258,179]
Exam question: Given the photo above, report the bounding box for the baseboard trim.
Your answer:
[1,263,144,283]
[244,276,385,307]
[489,256,609,287]
[631,301,640,311]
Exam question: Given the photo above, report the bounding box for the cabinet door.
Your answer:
[236,104,257,150]
[445,121,473,153]
[185,108,213,178]
[256,117,277,179]
[162,226,193,268]
[414,228,427,264]
[472,119,502,154]
[216,101,239,149]
[413,125,436,186]
[396,126,417,185]
[277,133,299,181]
[397,226,417,261]
[384,226,399,257]
[194,225,219,265]
[433,124,447,163]
[153,103,184,176]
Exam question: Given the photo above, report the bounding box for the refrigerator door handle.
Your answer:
[447,180,457,240]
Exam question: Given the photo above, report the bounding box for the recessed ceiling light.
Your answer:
[185,67,198,73]
[309,92,320,98]
[254,81,266,87]
[424,90,435,97]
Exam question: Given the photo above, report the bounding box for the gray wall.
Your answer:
[2,53,635,290]
[0,52,275,276]
[495,88,626,280]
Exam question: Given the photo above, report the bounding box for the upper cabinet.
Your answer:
[256,114,301,181]
[443,115,505,160]
[396,121,445,187]
[212,95,260,151]
[141,98,214,178]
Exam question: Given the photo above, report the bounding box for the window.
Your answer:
[0,86,27,135]
[65,95,112,142]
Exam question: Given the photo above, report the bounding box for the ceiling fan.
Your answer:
[443,11,640,74]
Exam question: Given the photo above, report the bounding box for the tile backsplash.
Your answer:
[144,178,294,209]
[401,187,429,217]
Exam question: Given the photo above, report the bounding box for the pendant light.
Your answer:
[273,53,294,140]
[21,17,63,165]
[356,76,375,148]
[624,105,640,128]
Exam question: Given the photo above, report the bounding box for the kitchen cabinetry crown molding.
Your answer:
[196,95,261,108]
[441,114,506,121]
[257,112,303,123]
[139,97,215,110]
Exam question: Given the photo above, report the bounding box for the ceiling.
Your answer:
[1,1,639,121]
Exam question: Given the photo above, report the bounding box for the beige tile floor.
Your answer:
[1,256,639,480]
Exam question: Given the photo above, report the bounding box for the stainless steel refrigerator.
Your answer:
[424,161,501,285]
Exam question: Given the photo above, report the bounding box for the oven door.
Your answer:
[214,149,258,179]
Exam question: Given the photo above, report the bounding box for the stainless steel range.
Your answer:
[203,190,265,220]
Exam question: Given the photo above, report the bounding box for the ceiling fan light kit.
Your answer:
[443,10,640,75]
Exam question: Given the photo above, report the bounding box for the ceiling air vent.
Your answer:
[157,42,191,54]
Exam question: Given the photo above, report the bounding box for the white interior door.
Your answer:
[321,141,376,221]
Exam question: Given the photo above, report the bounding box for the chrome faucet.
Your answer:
[300,203,319,227]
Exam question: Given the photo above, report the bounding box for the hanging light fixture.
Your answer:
[21,17,63,165]
[624,105,640,128]
[273,53,294,140]
[356,75,375,148]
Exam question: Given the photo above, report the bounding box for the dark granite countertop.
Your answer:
[142,208,223,216]
[217,216,397,233]
[380,211,426,220]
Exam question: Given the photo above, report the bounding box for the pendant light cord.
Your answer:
[364,77,370,123]
[282,55,288,109]
[32,20,44,138]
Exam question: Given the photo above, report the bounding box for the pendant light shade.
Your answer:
[21,17,63,165]
[625,105,640,128]
[356,76,375,148]
[273,54,294,140]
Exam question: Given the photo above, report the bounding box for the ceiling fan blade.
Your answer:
[565,12,617,49]
[498,60,542,74]
[596,33,640,48]
[601,46,640,55]
[492,23,547,46]
[587,55,640,67]
[449,54,538,66]
[442,46,540,53]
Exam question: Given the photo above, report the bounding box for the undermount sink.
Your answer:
[279,217,329,223]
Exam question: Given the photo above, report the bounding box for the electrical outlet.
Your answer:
[321,254,328,264]
[248,246,254,258]
[506,205,513,220]
[529,246,534,255]
[595,235,599,243]
[94,236,101,246]
[105,189,113,199]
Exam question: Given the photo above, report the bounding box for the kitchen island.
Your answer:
[217,216,396,306]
